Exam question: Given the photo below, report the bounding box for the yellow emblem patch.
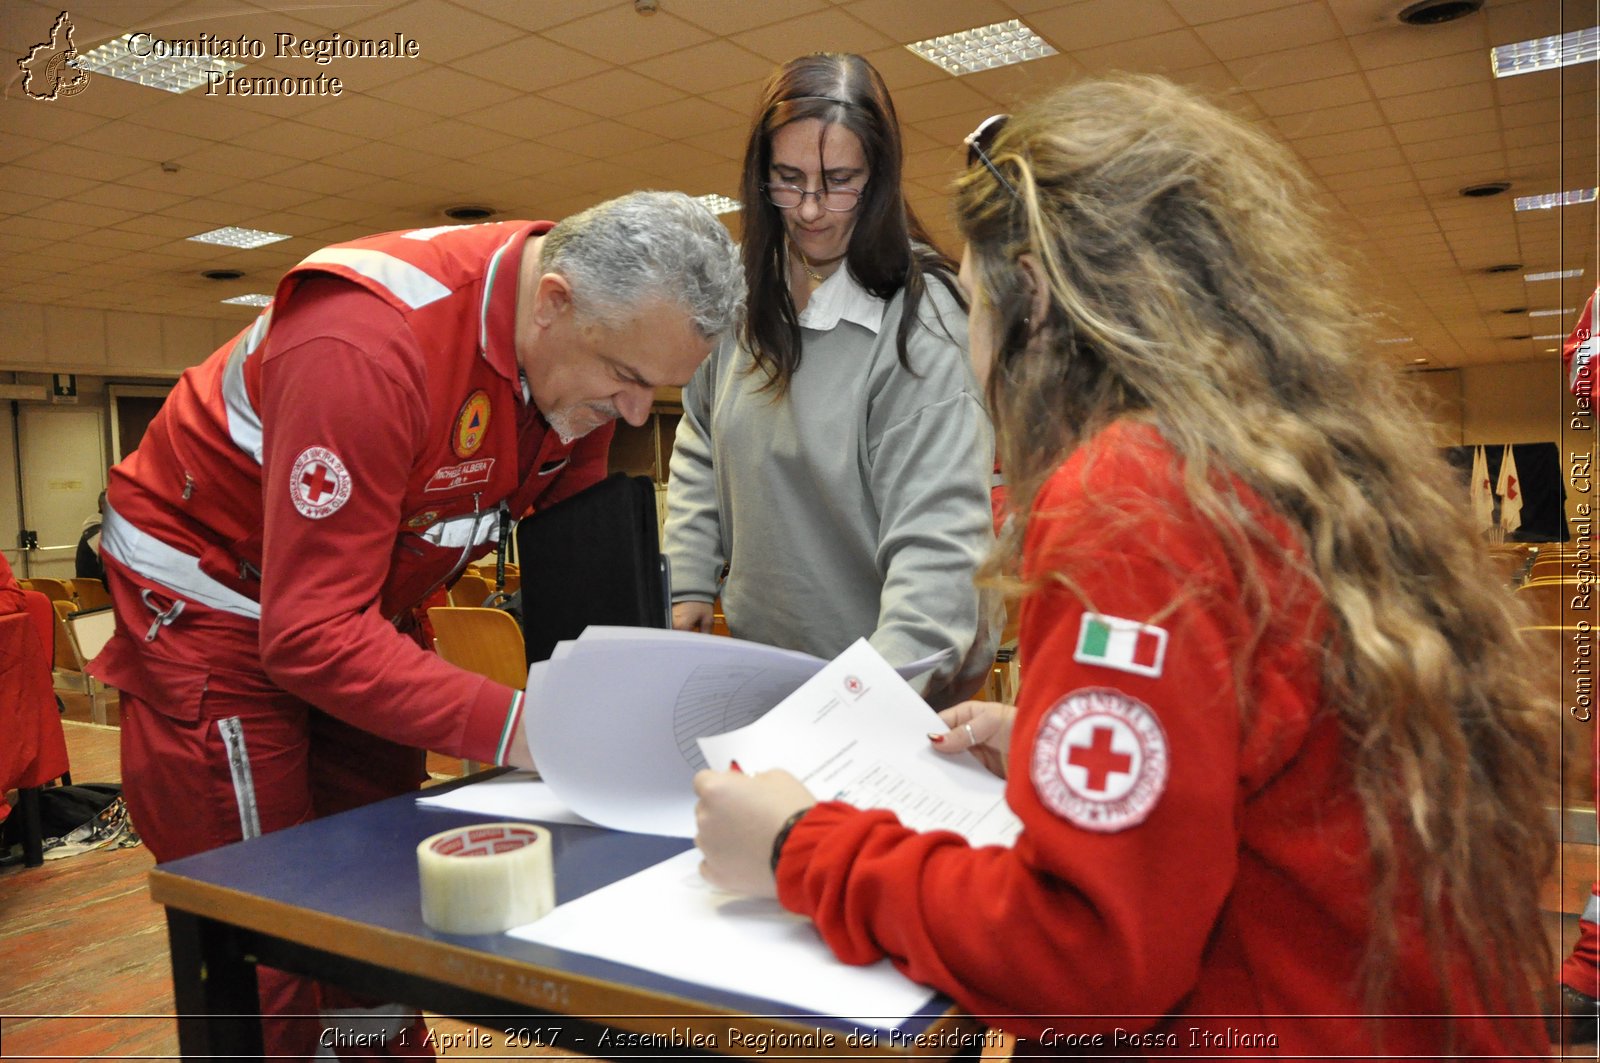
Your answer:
[453,390,491,458]
[405,510,440,530]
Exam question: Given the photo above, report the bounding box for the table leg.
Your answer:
[165,909,265,1058]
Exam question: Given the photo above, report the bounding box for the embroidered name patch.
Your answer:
[290,446,352,520]
[454,390,491,458]
[1030,687,1169,833]
[424,458,494,493]
[1074,613,1168,678]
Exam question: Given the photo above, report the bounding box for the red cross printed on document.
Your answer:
[1031,688,1169,833]
[289,445,353,520]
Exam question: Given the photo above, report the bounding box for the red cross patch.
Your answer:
[289,445,352,520]
[1030,687,1168,833]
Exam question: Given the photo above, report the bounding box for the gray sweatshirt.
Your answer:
[664,266,1001,706]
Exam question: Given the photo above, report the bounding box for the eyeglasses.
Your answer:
[762,182,865,212]
[964,113,1020,201]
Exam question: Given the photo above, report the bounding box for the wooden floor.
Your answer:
[2,691,1597,1059]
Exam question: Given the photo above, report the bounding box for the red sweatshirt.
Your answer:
[778,420,1546,1058]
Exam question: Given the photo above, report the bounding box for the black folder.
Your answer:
[515,473,669,665]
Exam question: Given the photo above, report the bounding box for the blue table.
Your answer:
[147,772,980,1058]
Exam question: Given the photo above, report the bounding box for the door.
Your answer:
[19,405,106,579]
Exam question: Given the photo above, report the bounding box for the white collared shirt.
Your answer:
[797,266,886,335]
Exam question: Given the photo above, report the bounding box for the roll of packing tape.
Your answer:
[417,823,555,934]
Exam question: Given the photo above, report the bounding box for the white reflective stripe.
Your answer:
[217,717,261,840]
[221,335,264,465]
[101,503,262,620]
[420,510,499,550]
[991,471,1005,488]
[243,305,273,353]
[299,247,451,309]
[478,229,521,356]
[1584,891,1600,925]
[315,1003,419,1056]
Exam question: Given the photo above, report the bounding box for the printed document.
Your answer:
[522,627,955,837]
[699,638,1020,848]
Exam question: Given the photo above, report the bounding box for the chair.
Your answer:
[1520,625,1598,811]
[428,607,527,689]
[428,606,529,775]
[1518,578,1593,629]
[70,578,110,610]
[23,576,74,605]
[52,601,114,724]
[448,571,492,608]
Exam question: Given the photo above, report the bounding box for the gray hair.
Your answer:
[540,190,744,339]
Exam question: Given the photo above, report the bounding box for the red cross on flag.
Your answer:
[289,445,353,520]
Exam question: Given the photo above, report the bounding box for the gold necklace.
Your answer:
[796,253,825,285]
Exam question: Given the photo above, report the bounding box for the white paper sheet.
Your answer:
[508,849,936,1029]
[415,771,592,826]
[522,627,952,837]
[699,639,1021,848]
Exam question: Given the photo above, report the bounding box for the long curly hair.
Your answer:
[955,75,1556,1019]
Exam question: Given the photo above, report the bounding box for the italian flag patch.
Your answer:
[1074,613,1168,678]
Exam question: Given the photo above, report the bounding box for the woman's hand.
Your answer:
[693,768,814,897]
[673,601,715,633]
[929,700,1016,779]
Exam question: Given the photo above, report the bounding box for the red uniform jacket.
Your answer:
[96,221,611,763]
[778,421,1546,1057]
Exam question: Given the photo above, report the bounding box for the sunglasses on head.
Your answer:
[964,114,1019,201]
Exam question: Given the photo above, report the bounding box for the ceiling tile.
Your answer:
[667,0,828,36]
[452,34,607,93]
[1027,1,1185,51]
[842,0,1017,42]
[1192,2,1342,60]
[731,9,895,63]
[364,65,520,117]
[1225,39,1358,89]
[1249,72,1372,116]
[343,0,522,65]
[540,69,685,119]
[615,97,747,140]
[542,7,711,64]
[1378,81,1496,124]
[632,39,775,95]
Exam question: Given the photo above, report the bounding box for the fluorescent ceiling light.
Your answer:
[1529,308,1576,317]
[1514,187,1598,211]
[221,294,273,307]
[908,19,1056,76]
[692,193,740,216]
[1525,269,1585,282]
[188,226,290,249]
[1534,333,1568,340]
[76,35,243,94]
[1491,25,1599,78]
[1375,337,1414,345]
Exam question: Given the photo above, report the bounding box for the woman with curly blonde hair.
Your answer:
[694,75,1556,1054]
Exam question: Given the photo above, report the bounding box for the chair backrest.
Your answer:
[448,572,492,608]
[428,606,527,689]
[51,599,79,671]
[1519,624,1597,809]
[27,576,75,605]
[1517,578,1592,628]
[71,577,111,611]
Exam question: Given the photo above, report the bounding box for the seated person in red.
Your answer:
[694,77,1555,1057]
[0,553,54,668]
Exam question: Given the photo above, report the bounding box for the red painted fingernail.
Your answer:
[927,732,946,744]
[729,760,744,773]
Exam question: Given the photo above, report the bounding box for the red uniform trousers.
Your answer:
[100,556,433,1060]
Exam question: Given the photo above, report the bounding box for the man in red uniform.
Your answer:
[90,191,741,1059]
